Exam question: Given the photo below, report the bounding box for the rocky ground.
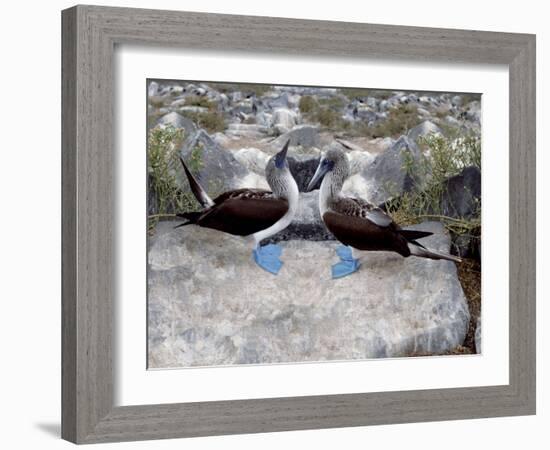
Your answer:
[148,221,469,368]
[147,80,482,367]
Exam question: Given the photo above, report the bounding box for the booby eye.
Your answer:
[322,159,335,171]
[275,153,287,169]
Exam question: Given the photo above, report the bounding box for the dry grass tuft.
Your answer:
[457,258,481,353]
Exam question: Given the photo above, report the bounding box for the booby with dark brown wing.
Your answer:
[177,140,299,274]
[306,147,461,278]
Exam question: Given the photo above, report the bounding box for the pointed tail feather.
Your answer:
[179,157,214,208]
[398,229,433,241]
[174,211,202,229]
[409,244,462,263]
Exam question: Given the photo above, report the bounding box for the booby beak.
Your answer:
[307,159,330,192]
[274,140,290,169]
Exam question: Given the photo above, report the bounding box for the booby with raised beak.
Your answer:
[177,140,299,274]
[306,147,461,279]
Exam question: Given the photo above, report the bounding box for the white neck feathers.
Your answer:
[251,171,299,246]
[319,172,340,216]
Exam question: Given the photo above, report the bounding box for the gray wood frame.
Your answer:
[62,5,536,444]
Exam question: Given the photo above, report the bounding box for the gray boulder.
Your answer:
[256,111,273,128]
[440,166,481,259]
[231,99,255,115]
[272,108,298,134]
[440,166,481,218]
[451,95,463,107]
[417,107,431,117]
[272,124,320,149]
[148,80,160,97]
[266,92,291,109]
[148,221,469,367]
[178,130,247,193]
[445,115,461,127]
[169,97,188,108]
[156,112,197,137]
[462,101,481,124]
[225,123,268,139]
[355,106,377,122]
[177,106,209,115]
[346,136,423,205]
[366,96,378,108]
[408,120,442,143]
[231,147,270,175]
[228,91,243,103]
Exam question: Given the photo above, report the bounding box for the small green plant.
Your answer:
[242,83,271,97]
[148,96,167,108]
[184,95,215,109]
[314,107,342,128]
[299,95,317,113]
[371,104,423,138]
[180,111,226,133]
[384,132,481,239]
[460,93,482,105]
[188,142,204,173]
[208,82,272,97]
[340,88,393,100]
[299,96,349,131]
[317,96,346,109]
[147,126,200,232]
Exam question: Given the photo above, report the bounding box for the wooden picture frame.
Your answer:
[62,5,536,444]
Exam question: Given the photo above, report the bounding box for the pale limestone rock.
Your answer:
[407,120,442,143]
[148,221,469,368]
[272,108,298,134]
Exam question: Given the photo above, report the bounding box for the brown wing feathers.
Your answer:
[323,211,412,256]
[177,188,289,238]
[193,196,288,236]
[177,156,289,236]
[324,196,434,257]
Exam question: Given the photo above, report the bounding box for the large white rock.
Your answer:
[148,221,469,368]
[343,135,423,205]
[225,123,268,139]
[407,120,442,144]
[272,108,298,134]
[156,112,197,137]
[231,147,270,175]
[272,124,320,148]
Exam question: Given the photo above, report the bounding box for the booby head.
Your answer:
[265,140,298,200]
[306,147,349,193]
[267,139,290,170]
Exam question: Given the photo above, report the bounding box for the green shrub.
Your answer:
[242,83,271,97]
[208,82,272,97]
[384,133,481,238]
[340,88,393,100]
[181,111,226,133]
[184,95,215,109]
[299,95,317,113]
[314,107,342,128]
[317,96,346,109]
[460,93,482,105]
[147,126,200,232]
[370,104,423,138]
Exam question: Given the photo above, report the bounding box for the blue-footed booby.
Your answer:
[307,147,461,278]
[176,140,299,274]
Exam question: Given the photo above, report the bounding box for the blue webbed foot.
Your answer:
[332,245,360,279]
[253,244,283,274]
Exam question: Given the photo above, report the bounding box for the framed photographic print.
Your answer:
[62,5,536,444]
